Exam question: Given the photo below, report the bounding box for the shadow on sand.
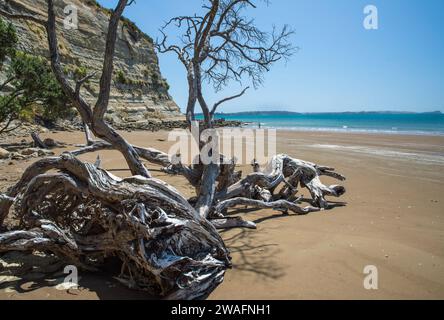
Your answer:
[0,204,340,299]
[0,252,157,300]
[219,203,345,281]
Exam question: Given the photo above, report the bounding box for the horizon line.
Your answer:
[197,110,444,115]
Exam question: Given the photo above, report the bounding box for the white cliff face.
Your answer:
[1,0,184,124]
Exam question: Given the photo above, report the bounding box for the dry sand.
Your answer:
[0,129,443,300]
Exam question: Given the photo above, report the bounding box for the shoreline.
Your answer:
[2,122,443,142]
[242,125,444,137]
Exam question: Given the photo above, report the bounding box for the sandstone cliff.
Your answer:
[0,0,184,124]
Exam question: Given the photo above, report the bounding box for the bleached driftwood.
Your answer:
[31,132,48,149]
[0,154,230,299]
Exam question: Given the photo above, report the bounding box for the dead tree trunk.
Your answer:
[186,64,198,127]
[45,0,150,178]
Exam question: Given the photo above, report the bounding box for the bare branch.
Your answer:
[47,0,150,178]
[94,0,129,119]
[75,71,98,97]
[214,197,321,216]
[195,0,220,58]
[46,0,93,123]
[211,86,249,116]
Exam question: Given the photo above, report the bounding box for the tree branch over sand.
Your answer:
[0,0,346,300]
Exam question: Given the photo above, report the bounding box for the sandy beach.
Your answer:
[0,129,443,300]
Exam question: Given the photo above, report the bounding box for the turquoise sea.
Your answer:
[208,112,444,136]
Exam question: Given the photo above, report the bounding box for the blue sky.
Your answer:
[98,0,444,113]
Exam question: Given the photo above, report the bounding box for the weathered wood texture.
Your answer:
[0,154,230,299]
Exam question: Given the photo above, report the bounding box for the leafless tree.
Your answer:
[157,0,295,125]
[0,0,346,300]
[157,0,297,217]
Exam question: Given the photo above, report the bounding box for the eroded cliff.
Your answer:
[0,0,183,124]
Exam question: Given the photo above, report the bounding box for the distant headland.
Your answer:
[202,110,443,116]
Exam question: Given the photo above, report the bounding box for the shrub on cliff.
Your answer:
[0,18,18,71]
[0,18,75,133]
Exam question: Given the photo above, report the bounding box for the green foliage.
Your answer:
[121,16,154,44]
[151,72,170,91]
[0,18,18,70]
[151,72,159,83]
[63,64,89,81]
[116,69,129,85]
[142,67,169,91]
[0,18,75,132]
[163,79,170,91]
[116,68,168,94]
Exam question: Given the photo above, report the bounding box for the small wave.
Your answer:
[244,124,444,136]
[309,144,444,165]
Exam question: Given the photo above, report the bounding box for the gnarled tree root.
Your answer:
[208,154,347,227]
[0,154,230,300]
[218,154,346,208]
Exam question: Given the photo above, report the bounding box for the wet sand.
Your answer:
[0,129,443,299]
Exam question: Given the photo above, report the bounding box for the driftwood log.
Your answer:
[0,154,230,299]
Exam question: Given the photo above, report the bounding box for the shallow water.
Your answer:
[208,112,444,136]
